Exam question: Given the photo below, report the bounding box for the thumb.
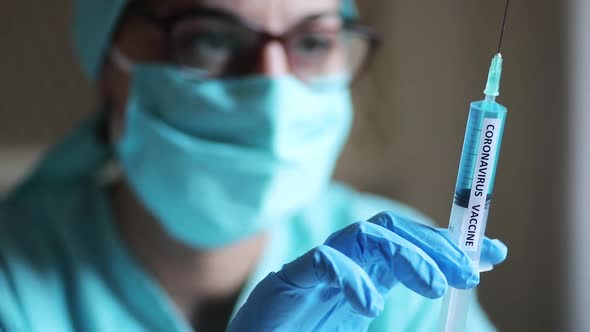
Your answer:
[437,228,508,270]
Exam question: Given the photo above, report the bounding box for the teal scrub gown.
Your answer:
[0,116,497,331]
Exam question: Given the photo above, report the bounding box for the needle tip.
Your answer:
[497,0,511,54]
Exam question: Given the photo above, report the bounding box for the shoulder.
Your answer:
[0,174,109,270]
[0,179,106,330]
[0,179,84,257]
[0,185,54,331]
[0,197,32,331]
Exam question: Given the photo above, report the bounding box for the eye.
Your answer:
[181,31,238,56]
[294,32,337,55]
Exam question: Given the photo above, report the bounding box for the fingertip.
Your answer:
[429,274,449,299]
[353,296,384,318]
[393,243,450,299]
[492,239,509,260]
[459,260,481,289]
[465,271,481,289]
[367,293,385,318]
[342,270,384,317]
[479,262,494,273]
[484,238,508,265]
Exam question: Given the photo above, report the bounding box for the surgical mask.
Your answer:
[110,50,354,248]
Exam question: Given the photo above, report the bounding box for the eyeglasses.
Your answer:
[119,1,380,84]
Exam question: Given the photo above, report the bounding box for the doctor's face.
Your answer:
[110,0,343,73]
[101,0,373,133]
[102,0,338,106]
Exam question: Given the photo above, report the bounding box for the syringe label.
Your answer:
[460,118,502,252]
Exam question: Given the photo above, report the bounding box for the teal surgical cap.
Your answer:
[341,0,358,19]
[72,0,358,81]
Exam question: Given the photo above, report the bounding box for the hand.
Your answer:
[228,212,508,332]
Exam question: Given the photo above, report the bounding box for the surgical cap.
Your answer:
[72,0,359,81]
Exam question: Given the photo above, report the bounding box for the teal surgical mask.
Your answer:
[111,50,354,248]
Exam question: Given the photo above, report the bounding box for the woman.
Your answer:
[0,0,507,331]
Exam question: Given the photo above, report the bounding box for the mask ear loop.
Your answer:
[105,47,132,145]
[110,47,135,74]
[101,48,133,184]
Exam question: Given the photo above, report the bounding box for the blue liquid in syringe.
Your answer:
[455,100,506,198]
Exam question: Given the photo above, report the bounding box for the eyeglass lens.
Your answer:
[169,14,373,82]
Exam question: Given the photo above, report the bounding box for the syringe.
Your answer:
[439,2,511,330]
[438,53,507,332]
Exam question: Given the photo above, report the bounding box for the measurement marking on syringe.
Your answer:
[459,118,502,251]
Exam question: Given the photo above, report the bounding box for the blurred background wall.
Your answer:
[567,0,590,331]
[0,1,570,331]
[343,1,566,330]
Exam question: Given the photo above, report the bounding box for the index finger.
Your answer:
[367,212,479,289]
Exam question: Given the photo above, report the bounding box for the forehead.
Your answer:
[146,0,341,32]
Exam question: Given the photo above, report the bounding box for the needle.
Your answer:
[497,0,511,54]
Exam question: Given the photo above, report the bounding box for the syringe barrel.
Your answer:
[440,100,507,332]
[448,100,507,260]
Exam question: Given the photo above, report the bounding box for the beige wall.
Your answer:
[0,1,566,331]
[0,0,95,144]
[345,1,566,331]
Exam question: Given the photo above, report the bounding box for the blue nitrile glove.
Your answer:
[228,212,507,331]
